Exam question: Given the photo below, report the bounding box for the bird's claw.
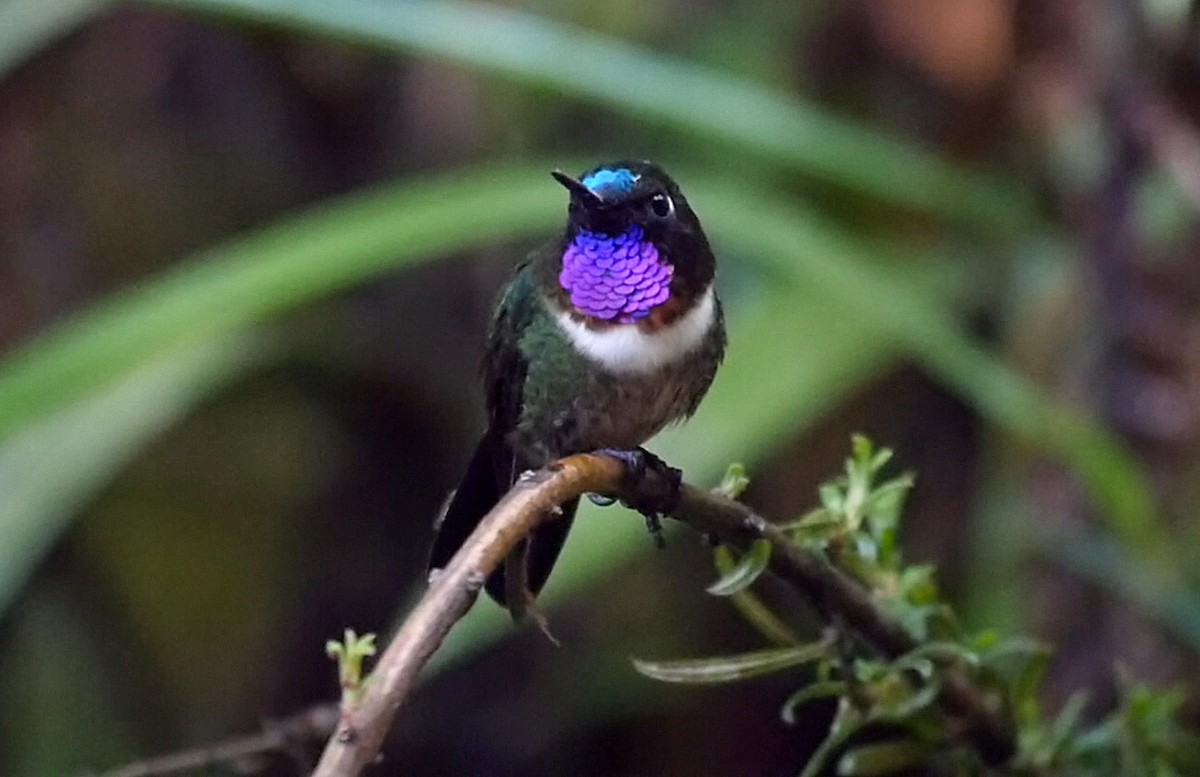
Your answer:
[644,513,666,549]
[594,447,681,547]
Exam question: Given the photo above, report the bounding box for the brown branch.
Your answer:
[313,452,1015,775]
[312,454,635,775]
[95,704,338,777]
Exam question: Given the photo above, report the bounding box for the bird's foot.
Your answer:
[594,447,681,548]
[644,513,666,550]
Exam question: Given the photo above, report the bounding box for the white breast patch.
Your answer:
[553,285,717,374]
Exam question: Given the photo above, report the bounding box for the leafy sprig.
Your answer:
[326,629,377,710]
[634,437,1199,775]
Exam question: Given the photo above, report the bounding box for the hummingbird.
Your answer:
[428,160,726,614]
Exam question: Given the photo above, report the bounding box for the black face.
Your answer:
[551,159,716,294]
[552,160,700,240]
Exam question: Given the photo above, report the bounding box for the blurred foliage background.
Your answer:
[2,0,1200,774]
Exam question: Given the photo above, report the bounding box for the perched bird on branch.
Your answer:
[429,160,725,615]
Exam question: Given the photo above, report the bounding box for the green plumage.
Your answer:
[490,263,725,463]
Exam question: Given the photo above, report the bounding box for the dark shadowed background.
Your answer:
[3,0,1200,774]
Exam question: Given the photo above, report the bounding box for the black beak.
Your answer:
[551,170,604,209]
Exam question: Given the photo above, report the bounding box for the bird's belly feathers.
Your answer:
[513,301,722,462]
[518,356,711,460]
[562,367,695,449]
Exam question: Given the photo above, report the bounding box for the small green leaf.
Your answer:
[781,680,847,724]
[888,654,936,680]
[851,434,874,465]
[794,508,838,528]
[714,462,750,499]
[707,539,772,596]
[865,475,914,516]
[874,675,942,722]
[836,739,934,776]
[898,565,939,604]
[1045,692,1089,752]
[969,629,1000,651]
[864,475,914,557]
[714,544,800,646]
[978,636,1052,719]
[819,482,846,514]
[786,509,845,546]
[867,447,894,474]
[854,534,880,564]
[633,642,829,684]
[900,640,981,669]
[801,699,868,777]
[724,586,800,647]
[326,628,377,706]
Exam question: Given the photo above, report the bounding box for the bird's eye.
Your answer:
[647,192,674,219]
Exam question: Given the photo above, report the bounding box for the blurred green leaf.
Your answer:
[721,586,800,648]
[837,740,935,776]
[714,540,801,646]
[1020,692,1089,768]
[0,164,563,439]
[0,336,261,613]
[801,699,867,777]
[1052,536,1200,654]
[713,462,750,500]
[707,540,771,597]
[978,635,1053,725]
[781,680,847,725]
[632,641,829,684]
[143,0,1032,232]
[0,581,138,775]
[1057,677,1200,775]
[0,0,111,76]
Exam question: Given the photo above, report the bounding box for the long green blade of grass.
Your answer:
[0,1,1035,229]
[0,163,564,438]
[138,0,1032,233]
[0,335,261,613]
[0,0,111,75]
[1053,536,1200,653]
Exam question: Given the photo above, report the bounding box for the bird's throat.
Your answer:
[558,225,673,325]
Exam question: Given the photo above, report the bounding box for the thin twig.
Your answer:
[312,453,640,775]
[95,704,339,777]
[673,483,1014,764]
[313,453,1015,775]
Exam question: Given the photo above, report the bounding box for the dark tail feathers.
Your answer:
[429,434,577,607]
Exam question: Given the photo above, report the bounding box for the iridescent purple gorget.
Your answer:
[559,224,673,323]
